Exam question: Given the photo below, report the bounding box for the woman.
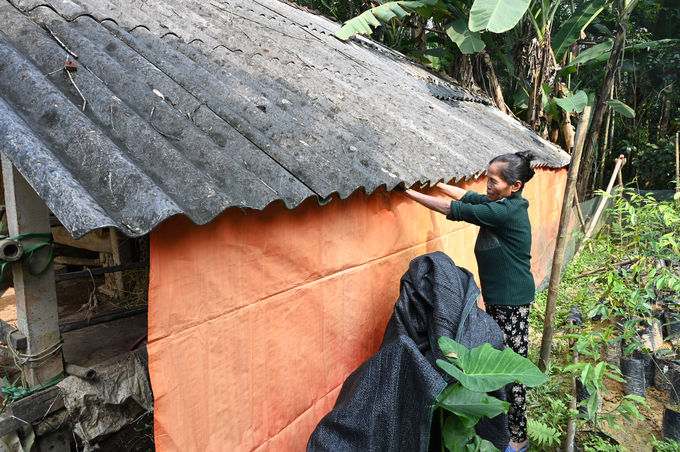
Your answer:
[401,151,536,452]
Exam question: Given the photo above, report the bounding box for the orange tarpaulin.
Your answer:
[148,168,568,452]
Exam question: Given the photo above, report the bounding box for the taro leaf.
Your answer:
[468,0,531,33]
[608,99,635,118]
[335,2,413,40]
[442,413,475,452]
[563,41,613,69]
[554,90,588,113]
[437,384,509,425]
[437,338,549,392]
[445,18,485,54]
[468,436,500,452]
[552,0,604,63]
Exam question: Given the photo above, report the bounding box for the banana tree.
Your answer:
[577,0,640,200]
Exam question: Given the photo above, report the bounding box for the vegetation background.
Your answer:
[287,0,679,196]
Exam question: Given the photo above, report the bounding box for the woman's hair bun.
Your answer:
[515,150,537,164]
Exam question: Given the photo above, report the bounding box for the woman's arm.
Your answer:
[402,189,451,215]
[435,182,468,201]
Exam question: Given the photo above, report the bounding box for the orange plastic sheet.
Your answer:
[148,167,567,452]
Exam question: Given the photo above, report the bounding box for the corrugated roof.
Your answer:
[0,0,570,238]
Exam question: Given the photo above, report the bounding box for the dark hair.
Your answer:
[488,151,537,189]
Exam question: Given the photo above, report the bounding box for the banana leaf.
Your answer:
[554,90,588,113]
[608,99,635,118]
[335,0,447,41]
[552,0,605,63]
[335,2,412,40]
[445,18,485,54]
[468,0,531,33]
[437,338,549,393]
[561,40,613,72]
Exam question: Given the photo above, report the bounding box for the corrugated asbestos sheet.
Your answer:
[0,0,571,238]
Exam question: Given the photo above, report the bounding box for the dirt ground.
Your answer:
[602,379,665,449]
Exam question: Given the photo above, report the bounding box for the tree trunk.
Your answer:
[577,5,635,200]
[481,52,508,114]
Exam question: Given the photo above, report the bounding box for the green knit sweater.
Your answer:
[446,190,535,306]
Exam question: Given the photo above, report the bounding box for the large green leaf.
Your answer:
[437,338,549,392]
[335,2,418,40]
[552,0,604,63]
[563,40,613,69]
[442,414,475,452]
[608,99,635,118]
[468,0,531,33]
[445,18,485,54]
[554,90,588,113]
[437,385,509,424]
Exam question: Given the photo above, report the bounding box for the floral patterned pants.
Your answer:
[485,304,531,444]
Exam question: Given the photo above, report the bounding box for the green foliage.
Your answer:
[607,100,635,118]
[580,433,628,452]
[527,419,561,448]
[468,0,531,33]
[552,0,605,62]
[626,138,680,189]
[526,372,570,452]
[435,338,549,452]
[445,18,485,54]
[648,438,680,452]
[335,1,424,40]
[437,339,550,392]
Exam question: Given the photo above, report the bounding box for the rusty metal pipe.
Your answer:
[0,239,23,262]
[65,363,96,380]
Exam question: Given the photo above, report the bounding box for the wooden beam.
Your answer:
[0,318,27,349]
[52,226,113,254]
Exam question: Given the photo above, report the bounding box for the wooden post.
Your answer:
[573,192,586,232]
[538,106,591,372]
[675,132,679,206]
[574,155,625,260]
[1,154,64,387]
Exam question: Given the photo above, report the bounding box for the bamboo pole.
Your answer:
[573,155,625,261]
[573,192,586,231]
[675,132,679,206]
[565,339,579,452]
[538,106,591,373]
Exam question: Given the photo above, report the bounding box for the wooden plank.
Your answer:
[0,317,27,349]
[52,226,113,254]
[0,387,65,437]
[10,386,64,425]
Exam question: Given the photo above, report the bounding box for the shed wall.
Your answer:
[148,167,567,452]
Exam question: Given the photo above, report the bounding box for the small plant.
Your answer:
[562,328,647,432]
[526,419,561,448]
[580,432,627,451]
[648,437,680,452]
[434,338,549,452]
